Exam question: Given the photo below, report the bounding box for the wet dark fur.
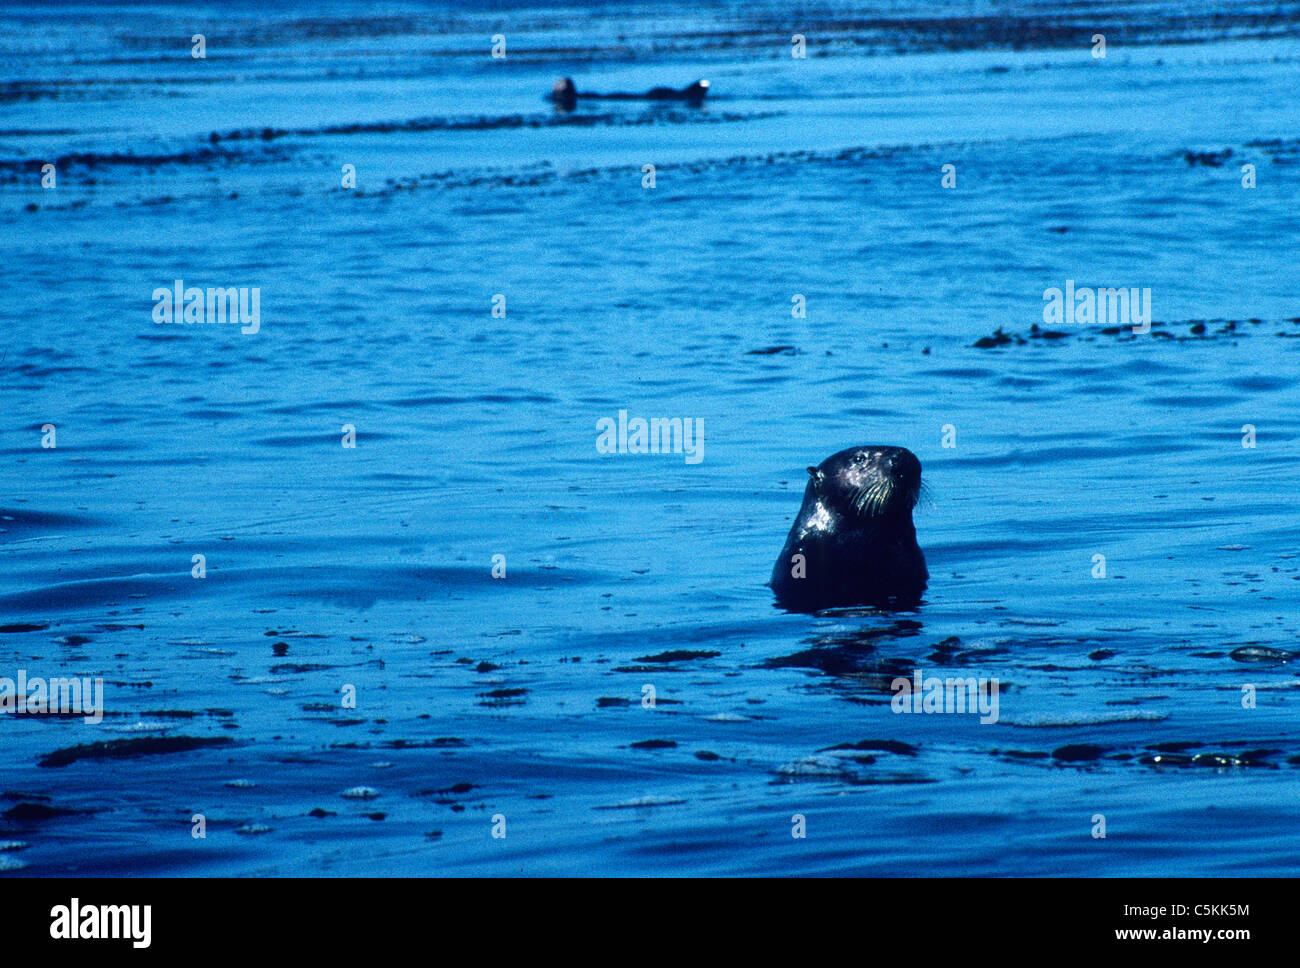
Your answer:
[770,446,927,612]
[548,77,709,109]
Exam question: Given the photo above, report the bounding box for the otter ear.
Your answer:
[806,466,818,478]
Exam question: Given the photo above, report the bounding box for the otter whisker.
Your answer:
[853,478,895,516]
[851,484,876,514]
[872,484,890,513]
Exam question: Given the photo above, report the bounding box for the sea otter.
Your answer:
[770,446,928,612]
[548,77,709,109]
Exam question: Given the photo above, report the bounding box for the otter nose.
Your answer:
[886,451,918,481]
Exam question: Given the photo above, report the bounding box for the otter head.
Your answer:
[551,77,578,108]
[806,445,922,522]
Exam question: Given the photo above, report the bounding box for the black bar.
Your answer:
[0,877,1277,955]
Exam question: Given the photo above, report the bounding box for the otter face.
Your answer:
[682,80,709,100]
[808,446,921,521]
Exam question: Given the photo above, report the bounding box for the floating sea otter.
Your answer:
[770,446,928,612]
[548,77,710,109]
